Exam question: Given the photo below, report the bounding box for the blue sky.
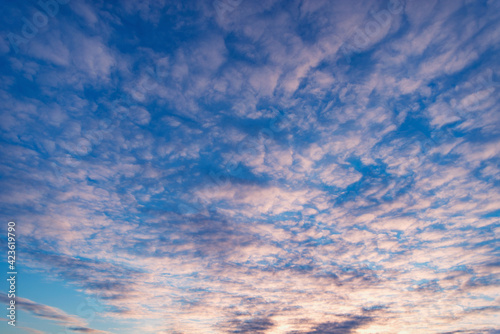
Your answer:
[0,0,499,333]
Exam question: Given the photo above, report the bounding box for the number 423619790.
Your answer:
[8,222,15,269]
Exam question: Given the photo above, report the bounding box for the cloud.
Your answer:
[303,316,373,334]
[0,0,499,332]
[224,316,275,333]
[0,294,109,333]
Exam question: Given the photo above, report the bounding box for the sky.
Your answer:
[0,0,499,333]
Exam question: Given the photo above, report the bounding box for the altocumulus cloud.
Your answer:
[0,0,499,333]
